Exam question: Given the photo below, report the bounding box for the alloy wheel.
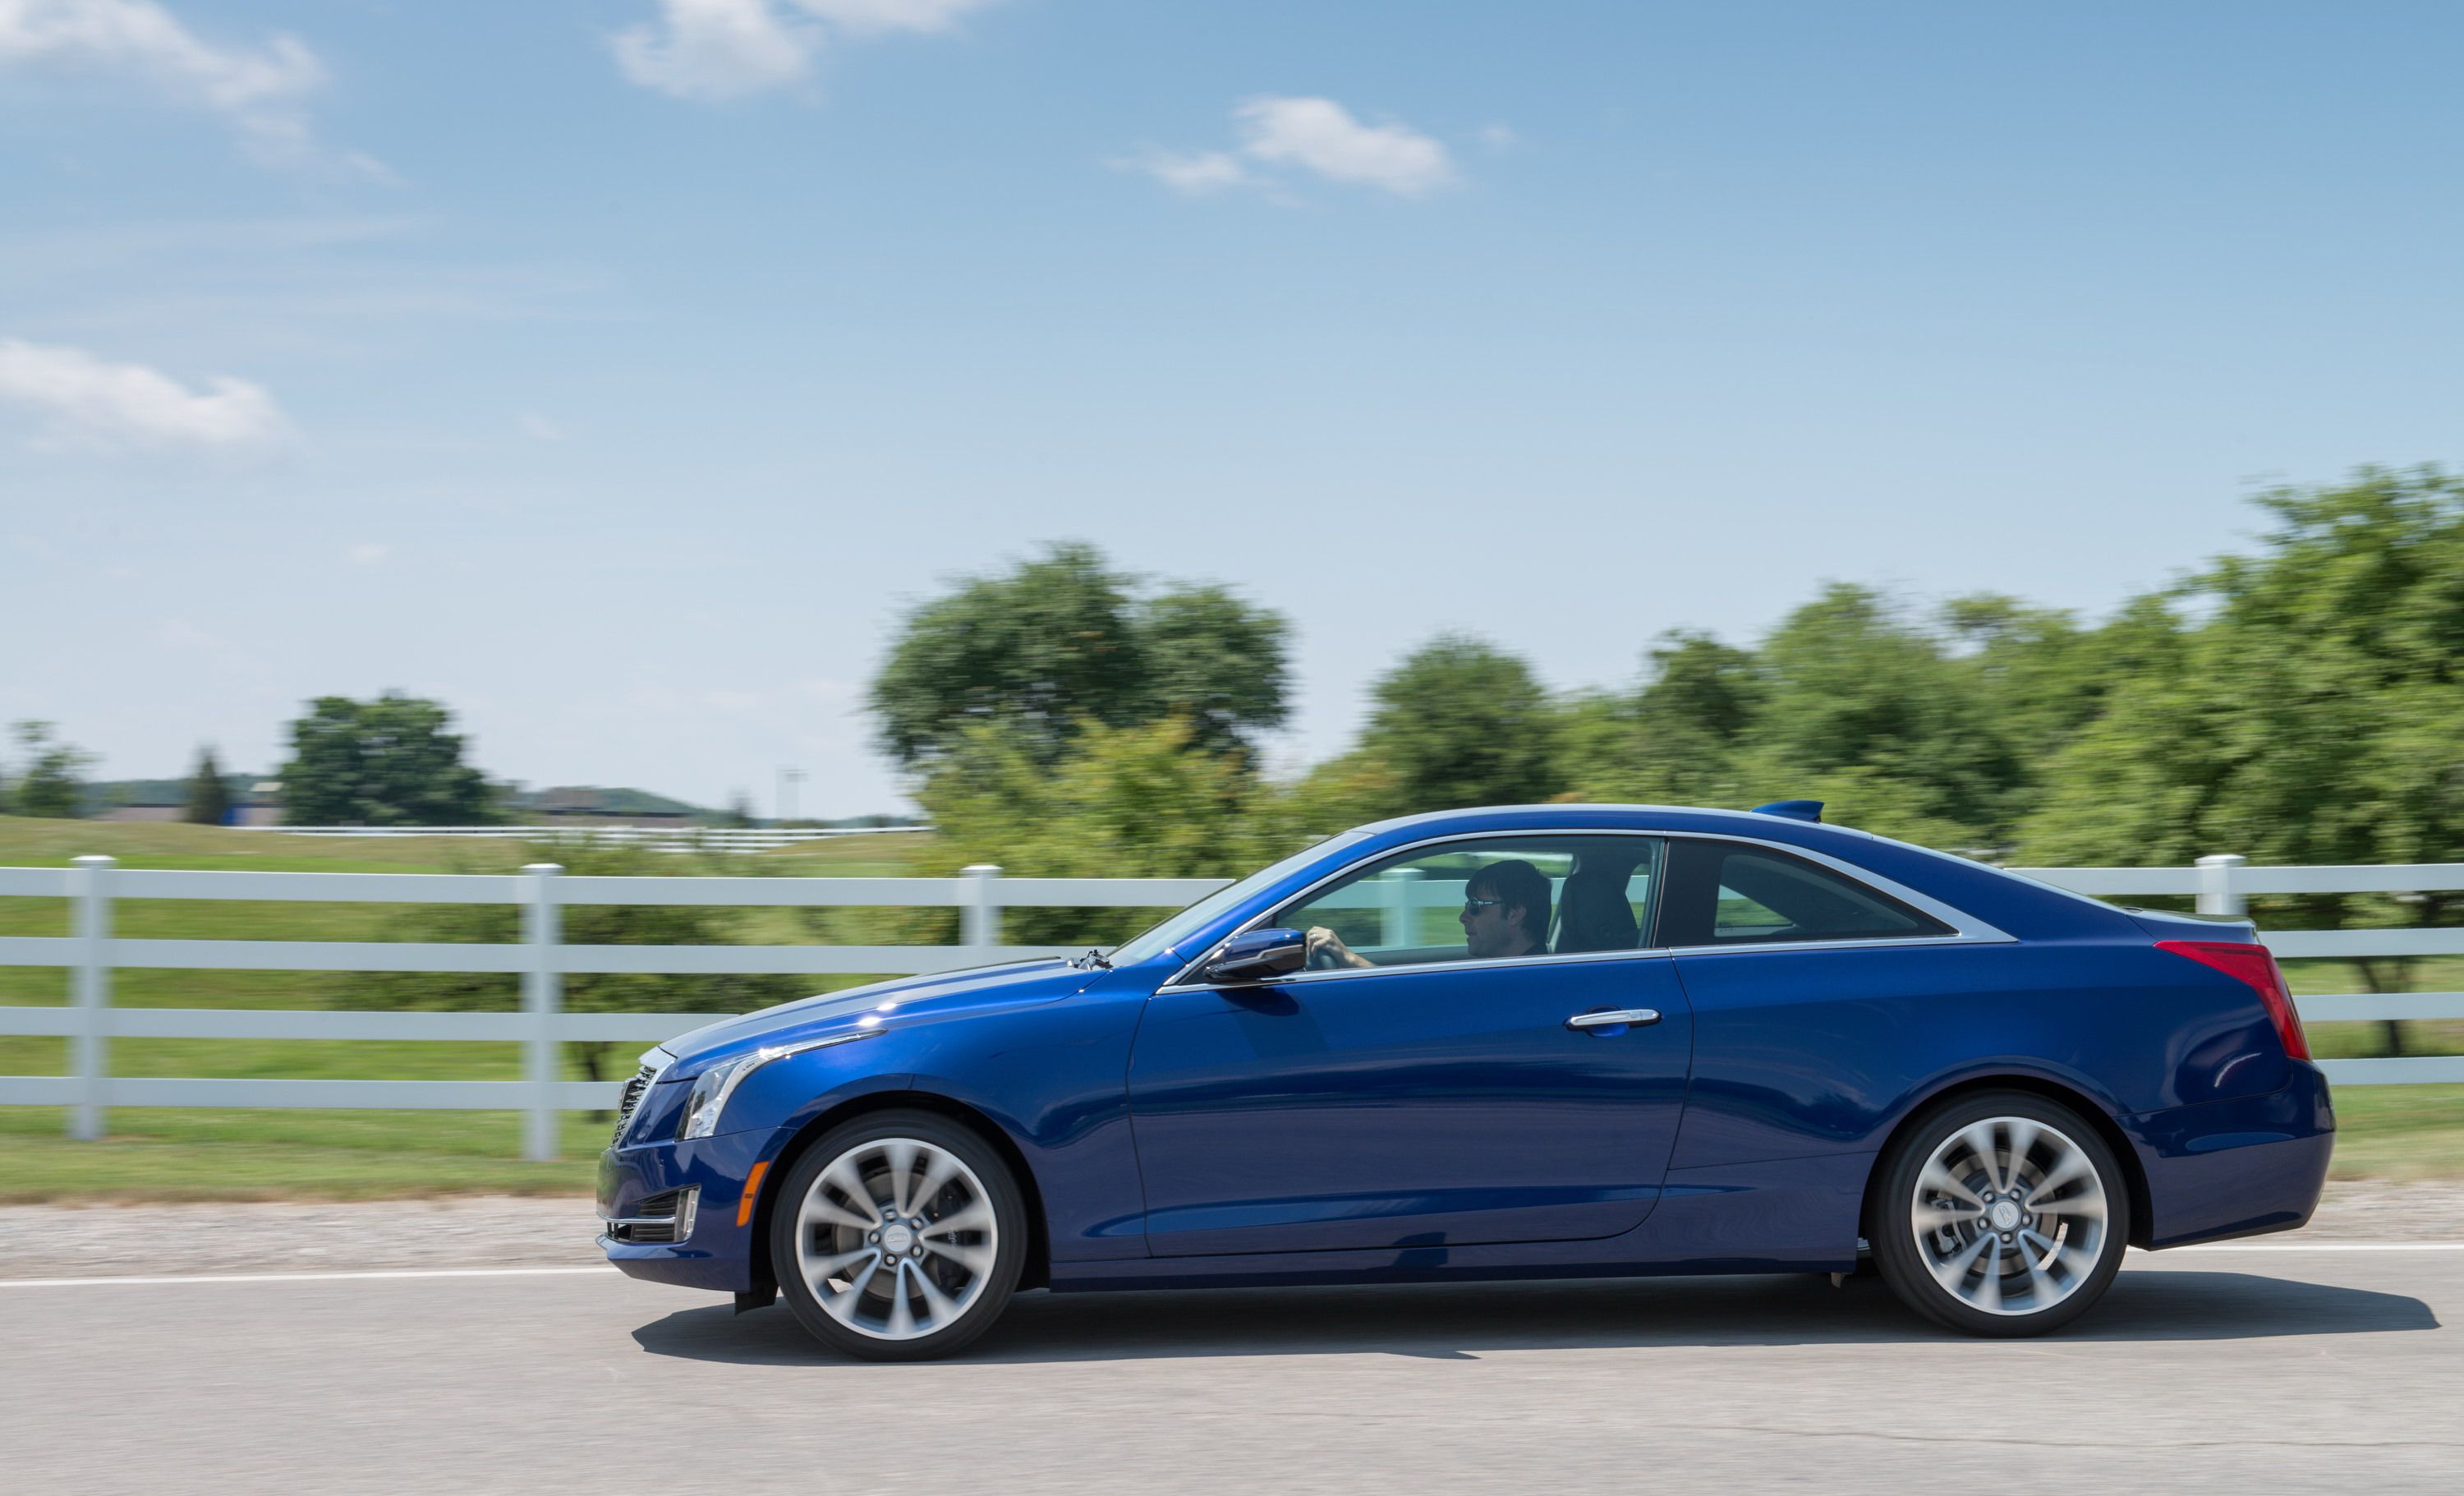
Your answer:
[791,1135,1000,1342]
[1908,1114,2112,1318]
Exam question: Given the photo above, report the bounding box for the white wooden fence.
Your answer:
[254,824,931,853]
[1,854,2458,1161]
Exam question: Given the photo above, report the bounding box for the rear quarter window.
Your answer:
[1657,840,1954,947]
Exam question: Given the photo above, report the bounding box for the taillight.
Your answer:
[2156,940,2311,1061]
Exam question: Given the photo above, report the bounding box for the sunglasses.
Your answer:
[1461,895,1503,912]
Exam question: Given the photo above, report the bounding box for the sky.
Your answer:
[2,1,2460,817]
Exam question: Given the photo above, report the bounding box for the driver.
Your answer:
[1305,858,1552,969]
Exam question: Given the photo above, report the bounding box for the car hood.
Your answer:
[656,958,1100,1076]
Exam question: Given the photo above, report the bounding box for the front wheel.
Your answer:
[1870,1091,2131,1337]
[770,1111,1027,1361]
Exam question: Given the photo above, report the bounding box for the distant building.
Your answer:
[83,776,710,829]
[90,776,280,825]
[515,786,708,827]
[239,781,284,826]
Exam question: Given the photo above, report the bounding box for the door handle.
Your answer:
[1565,1008,1661,1030]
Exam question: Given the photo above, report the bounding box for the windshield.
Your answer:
[1106,832,1368,967]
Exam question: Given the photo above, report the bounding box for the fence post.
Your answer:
[522,863,563,1162]
[1381,867,1424,949]
[2195,854,2247,918]
[963,865,1001,950]
[69,854,115,1141]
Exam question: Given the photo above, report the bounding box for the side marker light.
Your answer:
[737,1160,770,1229]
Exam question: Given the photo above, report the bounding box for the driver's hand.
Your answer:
[1305,927,1368,969]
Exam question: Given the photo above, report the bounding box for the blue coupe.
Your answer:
[599,803,2333,1359]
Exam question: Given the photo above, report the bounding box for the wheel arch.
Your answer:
[747,1089,1053,1297]
[1857,1073,2154,1250]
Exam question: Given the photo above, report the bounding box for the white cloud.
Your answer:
[794,0,1003,35]
[0,338,286,448]
[1234,97,1456,196]
[0,0,368,173]
[346,542,388,568]
[613,0,1004,100]
[614,0,816,101]
[1116,147,1253,196]
[1125,96,1460,200]
[517,412,567,441]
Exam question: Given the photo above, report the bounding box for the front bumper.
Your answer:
[2124,1062,2336,1249]
[597,1130,769,1293]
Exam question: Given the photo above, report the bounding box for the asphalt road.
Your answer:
[4,1247,2457,1495]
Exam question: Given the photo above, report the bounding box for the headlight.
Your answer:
[679,1055,756,1141]
[676,1031,880,1141]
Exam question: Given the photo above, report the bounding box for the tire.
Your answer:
[1870,1089,2131,1337]
[769,1110,1027,1361]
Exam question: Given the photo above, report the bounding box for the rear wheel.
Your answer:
[1871,1091,2130,1337]
[770,1111,1026,1361]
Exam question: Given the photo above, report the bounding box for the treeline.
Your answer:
[0,695,500,827]
[885,469,2464,975]
[10,466,2457,879]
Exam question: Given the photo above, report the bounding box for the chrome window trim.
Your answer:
[1160,826,2010,992]
[1662,932,2009,956]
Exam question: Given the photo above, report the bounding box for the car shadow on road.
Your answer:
[630,1266,2439,1365]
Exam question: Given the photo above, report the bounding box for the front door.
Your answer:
[1125,834,1694,1257]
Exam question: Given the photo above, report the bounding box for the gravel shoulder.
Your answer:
[4,1178,2458,1281]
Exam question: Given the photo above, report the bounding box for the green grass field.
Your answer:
[1,817,2458,1199]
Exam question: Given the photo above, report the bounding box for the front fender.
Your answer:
[727,973,1156,1264]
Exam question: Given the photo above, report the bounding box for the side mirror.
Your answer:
[1202,928,1307,986]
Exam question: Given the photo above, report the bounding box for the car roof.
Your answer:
[1349,803,1848,844]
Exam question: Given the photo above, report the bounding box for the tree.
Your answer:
[1639,629,1765,747]
[1133,583,1294,764]
[278,693,498,826]
[1359,635,1566,812]
[869,542,1290,771]
[1562,631,1769,808]
[1275,748,1405,840]
[2021,467,2464,1052]
[915,716,1297,946]
[1746,585,2019,843]
[5,721,94,820]
[184,744,232,826]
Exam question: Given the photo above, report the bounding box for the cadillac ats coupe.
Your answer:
[599,803,2333,1359]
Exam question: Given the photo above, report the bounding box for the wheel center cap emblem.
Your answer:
[880,1223,916,1254]
[1988,1201,2022,1231]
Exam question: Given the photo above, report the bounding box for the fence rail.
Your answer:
[2,854,2458,1160]
[249,824,931,852]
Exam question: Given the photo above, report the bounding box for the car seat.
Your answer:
[1552,863,1641,953]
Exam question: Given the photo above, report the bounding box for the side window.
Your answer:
[1657,840,1952,947]
[1270,836,1663,971]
